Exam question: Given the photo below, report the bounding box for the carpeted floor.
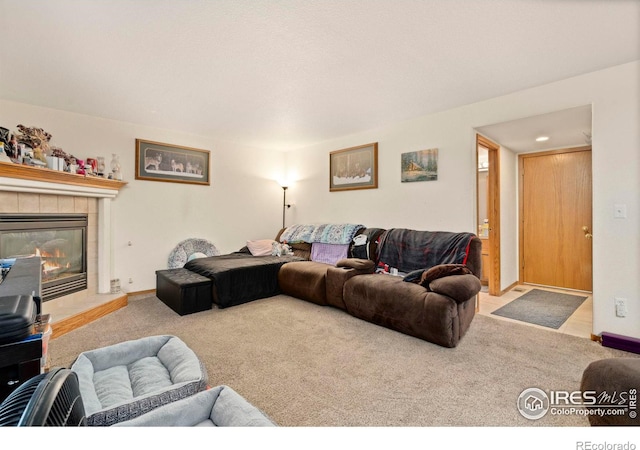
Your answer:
[491,288,588,329]
[49,293,636,427]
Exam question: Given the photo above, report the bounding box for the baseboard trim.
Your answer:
[51,294,128,339]
[590,333,602,343]
[500,281,519,296]
[126,288,156,297]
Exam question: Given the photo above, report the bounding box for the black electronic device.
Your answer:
[0,295,38,345]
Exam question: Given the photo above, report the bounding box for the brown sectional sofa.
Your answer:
[160,225,481,348]
[276,226,482,348]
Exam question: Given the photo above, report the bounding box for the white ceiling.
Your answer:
[476,104,593,153]
[0,1,638,151]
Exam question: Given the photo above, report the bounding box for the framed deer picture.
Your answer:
[135,139,210,185]
[329,142,378,192]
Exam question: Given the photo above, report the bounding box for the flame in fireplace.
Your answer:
[34,247,71,277]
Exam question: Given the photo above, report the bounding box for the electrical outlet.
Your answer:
[128,277,133,284]
[615,298,627,317]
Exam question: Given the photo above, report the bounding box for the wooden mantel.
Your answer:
[0,161,127,191]
[1,159,125,296]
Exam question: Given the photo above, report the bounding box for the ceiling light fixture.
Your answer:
[535,136,549,142]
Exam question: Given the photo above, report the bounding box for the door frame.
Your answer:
[518,145,593,290]
[476,134,501,296]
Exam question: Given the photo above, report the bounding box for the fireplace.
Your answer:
[0,214,88,301]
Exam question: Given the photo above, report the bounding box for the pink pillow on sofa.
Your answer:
[246,239,276,256]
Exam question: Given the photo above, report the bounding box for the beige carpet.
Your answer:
[49,293,636,427]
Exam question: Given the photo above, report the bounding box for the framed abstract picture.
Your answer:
[135,139,210,186]
[329,142,378,192]
[401,148,438,182]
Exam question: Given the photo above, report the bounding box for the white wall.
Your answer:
[499,145,518,292]
[0,100,286,292]
[286,113,477,231]
[1,61,637,339]
[286,61,640,339]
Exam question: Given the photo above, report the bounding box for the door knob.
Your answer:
[582,226,592,239]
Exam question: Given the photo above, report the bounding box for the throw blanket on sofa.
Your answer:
[280,224,365,245]
[377,228,475,273]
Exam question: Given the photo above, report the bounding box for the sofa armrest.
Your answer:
[336,258,375,272]
[428,274,481,303]
[326,261,374,310]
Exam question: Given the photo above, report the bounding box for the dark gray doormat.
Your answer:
[491,288,588,329]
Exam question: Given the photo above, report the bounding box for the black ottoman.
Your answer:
[156,268,213,316]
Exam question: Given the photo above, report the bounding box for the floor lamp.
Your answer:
[281,185,291,229]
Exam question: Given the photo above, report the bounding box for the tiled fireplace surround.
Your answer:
[0,168,128,337]
[0,190,99,293]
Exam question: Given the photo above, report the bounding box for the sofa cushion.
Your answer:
[278,261,328,305]
[419,264,472,287]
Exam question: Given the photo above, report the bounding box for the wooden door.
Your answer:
[520,148,592,291]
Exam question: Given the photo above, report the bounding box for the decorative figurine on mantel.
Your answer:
[0,142,11,163]
[16,124,52,166]
[110,153,122,180]
[0,127,10,149]
[97,156,106,177]
[0,127,15,162]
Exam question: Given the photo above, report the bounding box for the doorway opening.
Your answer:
[474,105,593,337]
[476,134,501,296]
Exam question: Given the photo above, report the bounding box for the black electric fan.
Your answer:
[0,367,86,426]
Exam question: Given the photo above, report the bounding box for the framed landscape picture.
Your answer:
[401,148,438,182]
[135,139,210,185]
[329,142,378,192]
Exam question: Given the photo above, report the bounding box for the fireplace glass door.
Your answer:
[0,214,88,301]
